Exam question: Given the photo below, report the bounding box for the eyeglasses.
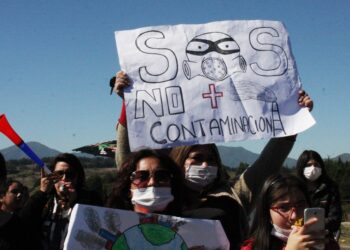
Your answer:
[52,170,76,180]
[130,169,173,187]
[270,202,306,215]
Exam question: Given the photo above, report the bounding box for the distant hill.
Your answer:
[2,142,347,168]
[217,145,297,168]
[0,142,99,161]
[0,141,61,160]
[332,153,350,162]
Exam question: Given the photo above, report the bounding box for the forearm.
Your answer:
[242,135,296,202]
[115,99,131,169]
[116,123,131,169]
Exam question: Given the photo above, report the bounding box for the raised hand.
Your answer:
[298,89,313,112]
[113,71,130,98]
[40,168,54,193]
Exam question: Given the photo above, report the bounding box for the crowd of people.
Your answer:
[0,72,343,250]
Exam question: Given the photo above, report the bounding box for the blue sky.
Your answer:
[0,0,349,159]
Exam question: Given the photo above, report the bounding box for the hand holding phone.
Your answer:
[304,208,325,250]
[287,208,325,250]
[304,207,325,233]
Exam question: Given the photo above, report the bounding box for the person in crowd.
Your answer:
[0,179,27,213]
[169,132,314,249]
[0,179,33,250]
[0,153,7,185]
[170,143,248,249]
[107,148,185,216]
[0,210,31,250]
[241,174,339,250]
[20,153,103,250]
[296,150,342,239]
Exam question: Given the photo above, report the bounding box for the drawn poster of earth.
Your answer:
[64,204,229,250]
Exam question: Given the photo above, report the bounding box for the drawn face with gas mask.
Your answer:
[183,32,247,81]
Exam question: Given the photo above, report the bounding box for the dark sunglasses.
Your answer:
[130,169,173,186]
[52,170,76,180]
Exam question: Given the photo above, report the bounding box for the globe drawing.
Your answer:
[112,223,188,250]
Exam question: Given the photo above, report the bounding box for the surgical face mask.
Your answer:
[185,165,218,191]
[131,186,174,213]
[271,223,292,242]
[303,165,322,181]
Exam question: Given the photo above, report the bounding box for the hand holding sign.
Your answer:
[113,71,131,98]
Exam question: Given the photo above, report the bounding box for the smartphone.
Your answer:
[304,207,325,233]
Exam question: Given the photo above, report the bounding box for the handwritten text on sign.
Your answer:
[115,20,315,151]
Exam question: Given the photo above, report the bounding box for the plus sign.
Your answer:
[202,84,223,109]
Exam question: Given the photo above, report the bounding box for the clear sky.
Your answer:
[0,0,349,159]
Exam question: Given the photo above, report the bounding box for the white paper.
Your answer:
[115,20,315,151]
[64,204,230,250]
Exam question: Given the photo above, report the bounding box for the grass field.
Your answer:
[340,222,350,249]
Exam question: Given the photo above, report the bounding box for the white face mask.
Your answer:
[271,223,292,242]
[185,165,218,191]
[303,165,322,181]
[131,186,174,213]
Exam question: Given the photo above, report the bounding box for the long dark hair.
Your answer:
[50,153,86,190]
[0,152,6,183]
[249,174,309,250]
[169,143,228,190]
[107,149,185,215]
[296,150,332,183]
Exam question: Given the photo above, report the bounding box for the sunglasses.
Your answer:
[130,169,173,187]
[52,170,76,180]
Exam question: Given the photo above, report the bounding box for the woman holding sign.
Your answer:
[112,71,313,249]
[169,132,307,249]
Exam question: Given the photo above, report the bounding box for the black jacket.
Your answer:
[308,180,342,234]
[20,189,103,250]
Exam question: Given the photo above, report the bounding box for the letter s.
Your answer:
[136,30,178,83]
[249,27,288,76]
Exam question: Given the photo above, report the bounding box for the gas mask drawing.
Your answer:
[183,32,247,81]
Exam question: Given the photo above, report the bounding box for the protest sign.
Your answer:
[64,204,230,249]
[115,20,315,151]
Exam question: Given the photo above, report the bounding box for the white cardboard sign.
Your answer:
[115,20,315,151]
[64,204,230,249]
